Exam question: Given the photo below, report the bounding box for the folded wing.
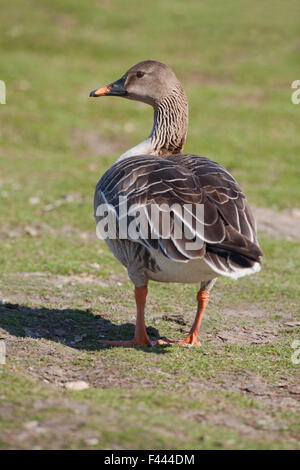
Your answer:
[94,154,262,276]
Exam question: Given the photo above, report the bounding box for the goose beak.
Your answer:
[90,77,127,98]
[89,85,112,97]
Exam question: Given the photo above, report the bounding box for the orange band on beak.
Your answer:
[93,85,112,96]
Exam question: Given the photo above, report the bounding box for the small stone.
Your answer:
[89,263,100,270]
[84,438,99,446]
[65,381,89,391]
[256,419,268,427]
[43,204,55,212]
[29,197,40,205]
[284,321,300,327]
[274,382,287,388]
[64,194,75,202]
[35,426,47,434]
[291,208,300,218]
[25,226,38,237]
[24,421,39,430]
[80,232,89,240]
[289,384,300,395]
[48,365,64,377]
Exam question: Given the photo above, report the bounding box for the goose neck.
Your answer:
[117,85,189,162]
[150,86,189,157]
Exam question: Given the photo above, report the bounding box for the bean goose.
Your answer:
[90,60,263,347]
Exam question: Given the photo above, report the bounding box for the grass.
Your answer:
[0,0,300,450]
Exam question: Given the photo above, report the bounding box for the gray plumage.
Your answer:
[92,60,262,289]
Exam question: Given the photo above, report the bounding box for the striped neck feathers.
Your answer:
[118,84,188,161]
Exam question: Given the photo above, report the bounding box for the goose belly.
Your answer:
[105,239,217,285]
[146,251,218,284]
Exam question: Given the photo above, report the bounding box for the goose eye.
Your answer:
[136,71,145,78]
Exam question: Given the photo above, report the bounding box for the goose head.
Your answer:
[90,60,182,107]
[90,60,188,157]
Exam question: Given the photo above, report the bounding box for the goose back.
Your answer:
[94,154,262,280]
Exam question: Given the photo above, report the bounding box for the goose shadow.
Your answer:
[0,302,170,354]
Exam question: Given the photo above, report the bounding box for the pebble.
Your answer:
[43,204,55,212]
[65,380,89,391]
[23,421,39,430]
[23,421,47,434]
[289,384,300,395]
[84,438,99,446]
[29,197,40,205]
[25,226,38,237]
[89,263,100,270]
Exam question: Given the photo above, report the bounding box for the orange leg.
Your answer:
[156,289,210,347]
[99,286,152,347]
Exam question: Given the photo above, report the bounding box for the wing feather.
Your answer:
[94,154,262,275]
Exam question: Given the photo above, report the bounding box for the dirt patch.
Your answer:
[215,327,276,346]
[188,403,292,439]
[1,271,299,449]
[2,205,299,243]
[253,206,300,241]
[0,396,102,450]
[162,314,187,325]
[203,412,261,437]
[0,222,96,241]
[188,370,300,411]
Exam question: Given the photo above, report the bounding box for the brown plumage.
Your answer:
[90,60,263,347]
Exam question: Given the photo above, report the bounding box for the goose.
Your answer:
[90,60,263,347]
